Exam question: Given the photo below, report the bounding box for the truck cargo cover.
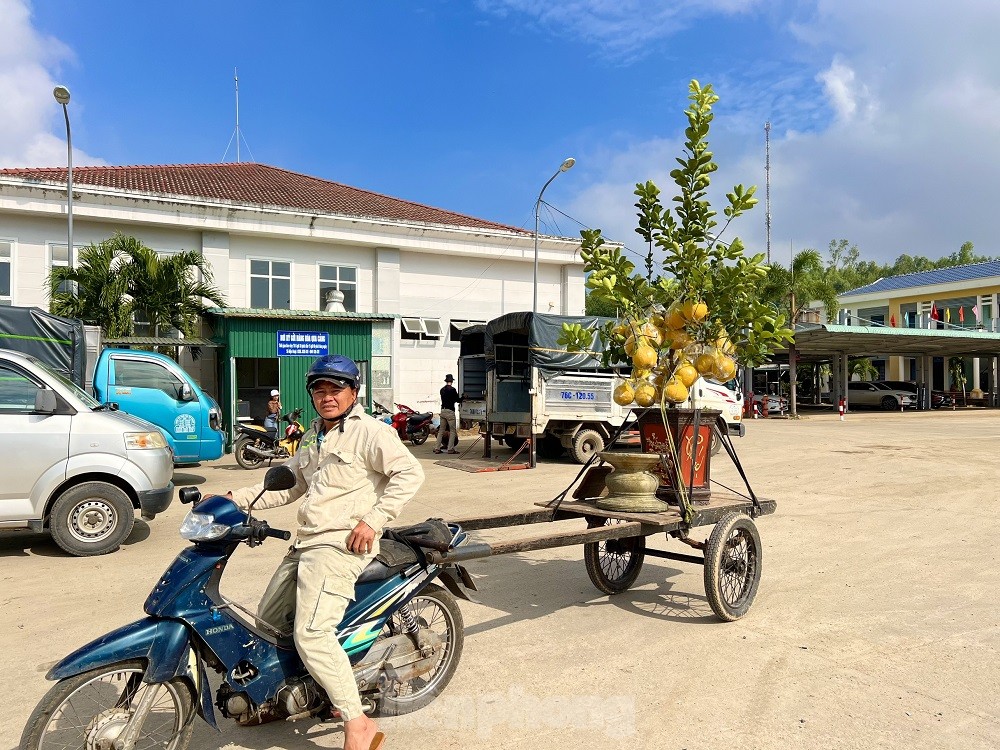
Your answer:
[484,312,617,374]
[0,306,86,384]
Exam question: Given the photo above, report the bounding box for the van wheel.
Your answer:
[571,429,605,464]
[49,482,135,556]
[537,435,565,460]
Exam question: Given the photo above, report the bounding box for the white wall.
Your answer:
[0,182,588,415]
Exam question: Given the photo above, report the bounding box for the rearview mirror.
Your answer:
[34,389,57,414]
[179,383,194,402]
[263,465,297,492]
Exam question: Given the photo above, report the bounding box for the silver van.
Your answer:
[0,349,174,556]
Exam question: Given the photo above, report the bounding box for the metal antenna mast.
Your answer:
[235,68,240,163]
[765,121,771,265]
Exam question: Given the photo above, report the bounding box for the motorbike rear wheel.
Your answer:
[409,425,430,446]
[234,436,266,470]
[20,659,196,750]
[374,583,464,716]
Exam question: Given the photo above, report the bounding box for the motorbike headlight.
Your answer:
[125,431,168,450]
[179,511,230,541]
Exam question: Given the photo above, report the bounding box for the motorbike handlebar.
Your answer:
[265,526,292,541]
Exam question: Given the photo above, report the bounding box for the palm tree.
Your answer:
[48,232,226,342]
[850,358,880,381]
[760,249,840,324]
[48,238,134,336]
[124,241,226,338]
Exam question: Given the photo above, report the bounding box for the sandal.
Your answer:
[433,448,443,454]
[447,449,460,454]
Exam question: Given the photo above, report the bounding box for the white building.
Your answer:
[0,162,589,414]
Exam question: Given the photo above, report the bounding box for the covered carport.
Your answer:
[771,323,1000,412]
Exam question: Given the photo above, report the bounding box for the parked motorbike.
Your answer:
[20,466,476,750]
[234,407,306,470]
[390,403,434,446]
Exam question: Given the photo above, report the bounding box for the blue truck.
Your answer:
[0,306,224,464]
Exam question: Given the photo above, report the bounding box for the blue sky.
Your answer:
[4,0,1000,265]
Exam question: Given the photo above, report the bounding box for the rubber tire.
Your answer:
[571,429,605,464]
[704,512,763,622]
[880,395,898,411]
[376,584,464,716]
[584,518,646,594]
[410,425,430,445]
[20,659,196,750]
[537,434,565,460]
[48,482,135,557]
[710,425,723,456]
[503,435,526,450]
[234,436,266,469]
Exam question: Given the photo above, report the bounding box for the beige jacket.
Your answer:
[231,402,424,550]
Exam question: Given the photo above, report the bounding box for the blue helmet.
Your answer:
[306,354,360,391]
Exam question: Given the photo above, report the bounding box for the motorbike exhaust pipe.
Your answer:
[245,445,276,459]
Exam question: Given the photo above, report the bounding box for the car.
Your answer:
[874,380,951,408]
[752,392,788,415]
[847,381,914,410]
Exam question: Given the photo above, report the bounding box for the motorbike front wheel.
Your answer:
[375,583,464,716]
[21,659,196,750]
[234,436,266,470]
[409,425,430,446]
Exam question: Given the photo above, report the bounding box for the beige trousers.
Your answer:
[257,544,375,721]
[436,408,457,451]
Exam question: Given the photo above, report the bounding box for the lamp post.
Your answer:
[53,85,74,280]
[532,157,575,314]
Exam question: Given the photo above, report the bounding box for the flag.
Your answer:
[959,306,965,323]
[890,314,897,327]
[945,308,951,323]
[930,303,939,321]
[973,304,980,320]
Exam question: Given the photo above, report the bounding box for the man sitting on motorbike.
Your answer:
[228,354,424,750]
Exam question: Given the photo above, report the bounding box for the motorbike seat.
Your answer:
[357,519,454,583]
[407,412,432,424]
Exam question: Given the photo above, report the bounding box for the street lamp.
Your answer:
[53,85,74,280]
[533,157,575,313]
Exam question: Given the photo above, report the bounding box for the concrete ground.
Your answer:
[3,410,999,749]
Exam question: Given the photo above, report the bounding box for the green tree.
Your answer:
[584,290,619,318]
[124,241,226,338]
[48,232,225,340]
[48,238,133,336]
[759,249,840,323]
[850,357,879,381]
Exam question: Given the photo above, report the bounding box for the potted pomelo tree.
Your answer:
[560,81,793,517]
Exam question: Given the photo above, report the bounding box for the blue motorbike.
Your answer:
[21,466,477,750]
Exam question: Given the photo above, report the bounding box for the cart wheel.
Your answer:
[584,518,645,595]
[704,512,762,622]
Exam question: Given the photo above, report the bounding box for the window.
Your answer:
[114,358,185,399]
[400,317,444,341]
[0,241,12,305]
[250,260,291,309]
[0,364,41,411]
[319,265,357,311]
[449,319,485,342]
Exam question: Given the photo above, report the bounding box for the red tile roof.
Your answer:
[0,162,529,234]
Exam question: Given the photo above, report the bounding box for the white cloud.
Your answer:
[0,0,105,167]
[561,0,1000,264]
[476,0,762,62]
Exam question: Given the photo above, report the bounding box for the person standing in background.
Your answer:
[433,374,462,454]
[264,388,282,433]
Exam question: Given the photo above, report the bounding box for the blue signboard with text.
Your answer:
[277,330,329,357]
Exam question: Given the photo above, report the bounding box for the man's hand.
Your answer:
[347,521,376,555]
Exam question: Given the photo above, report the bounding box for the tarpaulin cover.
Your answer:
[484,312,618,374]
[0,306,86,384]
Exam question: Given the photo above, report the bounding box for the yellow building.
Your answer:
[838,260,1000,391]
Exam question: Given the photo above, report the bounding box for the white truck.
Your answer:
[465,312,745,465]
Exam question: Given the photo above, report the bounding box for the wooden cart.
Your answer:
[427,470,776,622]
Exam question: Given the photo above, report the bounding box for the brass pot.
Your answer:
[595,451,672,513]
